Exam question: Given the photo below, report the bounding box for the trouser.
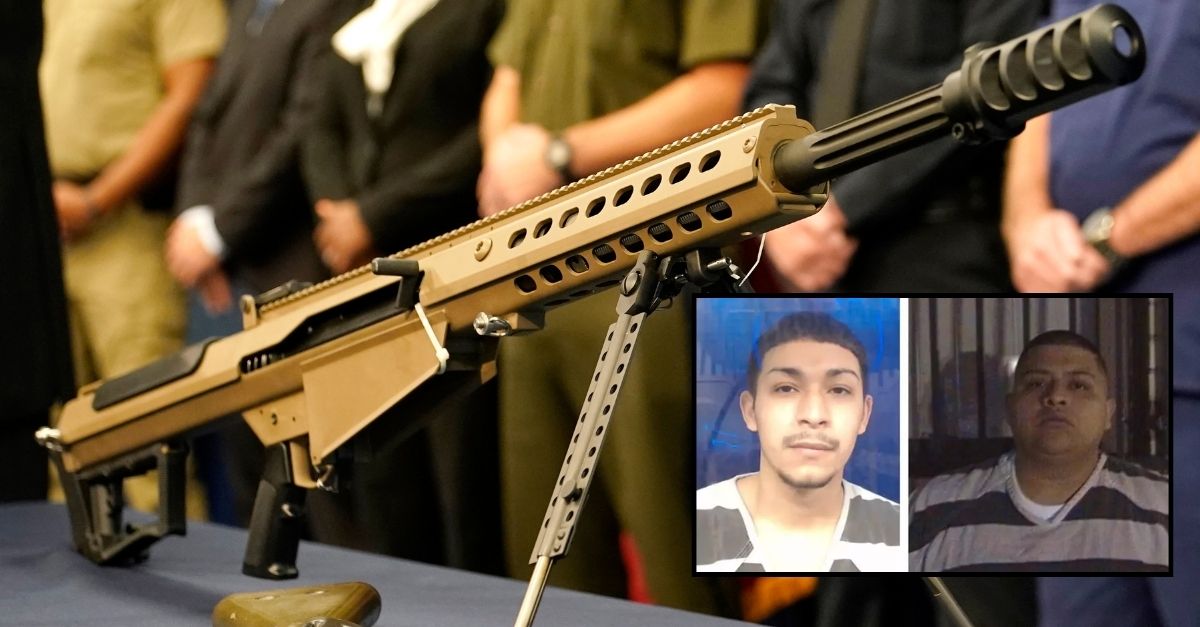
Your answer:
[1037,395,1198,627]
[499,291,738,616]
[184,281,258,527]
[54,203,207,519]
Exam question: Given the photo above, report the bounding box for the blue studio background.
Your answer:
[695,297,900,502]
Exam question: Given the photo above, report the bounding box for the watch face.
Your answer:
[1083,209,1114,243]
[547,139,571,170]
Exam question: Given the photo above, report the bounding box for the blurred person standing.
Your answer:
[40,0,226,516]
[0,0,74,503]
[161,0,341,526]
[476,0,766,615]
[299,0,505,570]
[1003,0,1199,624]
[743,0,1040,292]
[742,2,1042,624]
[304,0,500,270]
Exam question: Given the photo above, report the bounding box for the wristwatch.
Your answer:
[544,135,576,183]
[1081,206,1127,273]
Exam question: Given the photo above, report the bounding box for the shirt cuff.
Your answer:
[178,205,228,259]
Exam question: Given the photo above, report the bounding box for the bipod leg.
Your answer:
[923,577,976,627]
[515,251,675,626]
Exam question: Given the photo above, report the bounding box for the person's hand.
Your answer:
[165,219,220,288]
[477,124,564,217]
[1007,209,1109,292]
[196,268,233,315]
[53,181,98,242]
[315,198,375,273]
[763,196,858,292]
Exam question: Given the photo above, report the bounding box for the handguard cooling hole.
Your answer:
[613,185,634,207]
[669,162,690,184]
[705,200,733,221]
[539,265,564,283]
[514,275,537,293]
[648,222,673,243]
[504,149,732,308]
[641,174,661,195]
[592,244,617,263]
[619,233,645,254]
[677,211,702,232]
[565,255,590,274]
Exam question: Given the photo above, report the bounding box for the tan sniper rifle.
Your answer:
[38,1,1141,609]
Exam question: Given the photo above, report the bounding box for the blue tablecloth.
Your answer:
[0,502,749,626]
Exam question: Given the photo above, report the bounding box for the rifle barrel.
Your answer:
[774,3,1144,192]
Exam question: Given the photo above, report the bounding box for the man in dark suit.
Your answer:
[0,0,75,503]
[744,0,1040,292]
[297,0,504,571]
[165,0,338,308]
[301,0,501,272]
[162,0,340,524]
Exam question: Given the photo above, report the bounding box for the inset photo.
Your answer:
[695,297,903,573]
[909,297,1170,572]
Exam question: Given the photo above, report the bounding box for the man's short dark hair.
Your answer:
[745,312,869,395]
[1016,329,1110,381]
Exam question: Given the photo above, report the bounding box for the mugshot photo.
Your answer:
[694,297,902,573]
[909,296,1170,572]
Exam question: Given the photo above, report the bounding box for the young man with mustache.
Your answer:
[910,330,1169,571]
[697,312,902,572]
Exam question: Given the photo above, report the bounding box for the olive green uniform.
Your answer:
[490,0,763,614]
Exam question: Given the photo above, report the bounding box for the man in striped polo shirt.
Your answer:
[910,330,1169,572]
[697,312,902,572]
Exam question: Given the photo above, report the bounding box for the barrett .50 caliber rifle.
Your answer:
[40,0,1142,602]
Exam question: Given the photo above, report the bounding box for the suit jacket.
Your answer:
[0,0,75,413]
[302,0,502,254]
[745,0,1043,291]
[176,0,340,294]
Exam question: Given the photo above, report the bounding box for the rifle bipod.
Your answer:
[924,577,976,627]
[514,248,748,627]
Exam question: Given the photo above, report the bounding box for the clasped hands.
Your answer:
[1007,209,1110,292]
[763,196,858,292]
[477,124,565,218]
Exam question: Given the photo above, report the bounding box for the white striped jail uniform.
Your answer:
[696,474,903,572]
[909,452,1169,572]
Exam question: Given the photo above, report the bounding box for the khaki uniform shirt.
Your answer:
[489,0,766,131]
[41,0,227,178]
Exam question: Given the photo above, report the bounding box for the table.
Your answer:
[0,502,749,626]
